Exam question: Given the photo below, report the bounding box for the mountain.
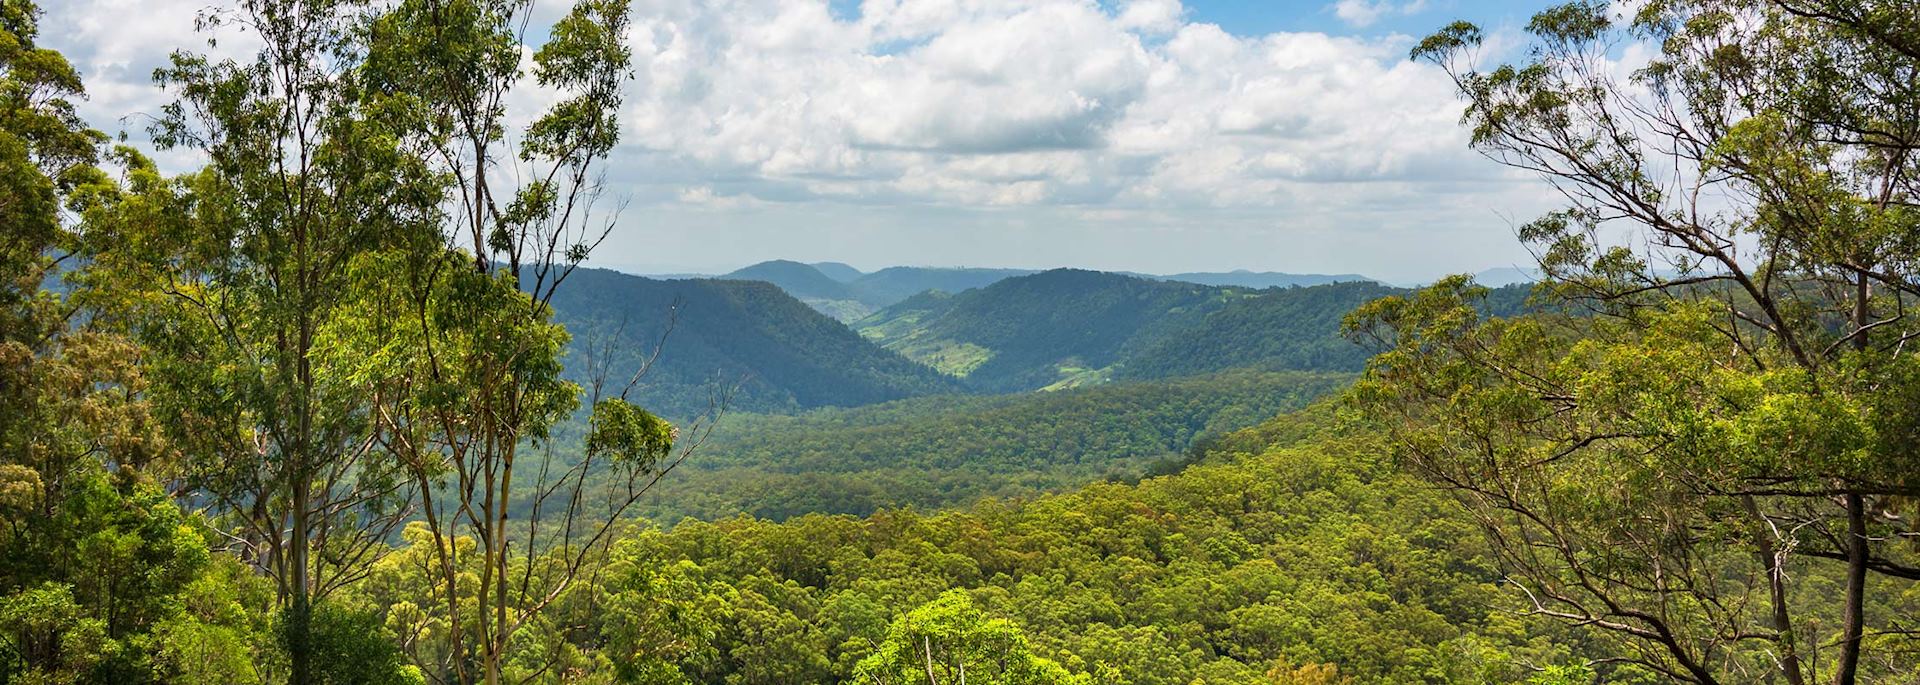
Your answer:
[856,269,1233,392]
[714,262,1381,324]
[1472,266,1540,287]
[1115,280,1403,380]
[720,260,875,321]
[846,266,1036,305]
[808,261,864,282]
[1144,269,1377,288]
[542,267,957,416]
[721,260,861,301]
[714,261,1036,322]
[856,270,1535,392]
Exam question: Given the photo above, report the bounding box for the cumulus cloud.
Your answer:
[37,0,1554,279]
[609,0,1497,210]
[1330,0,1428,29]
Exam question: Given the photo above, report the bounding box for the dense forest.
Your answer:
[544,267,959,416]
[855,273,1532,390]
[6,0,1920,683]
[620,369,1352,521]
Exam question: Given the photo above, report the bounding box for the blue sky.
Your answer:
[47,0,1573,282]
[1182,0,1547,37]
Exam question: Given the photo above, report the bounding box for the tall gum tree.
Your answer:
[118,0,446,681]
[1347,1,1920,683]
[321,1,712,683]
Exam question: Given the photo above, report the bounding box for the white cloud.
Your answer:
[38,0,1556,280]
[610,0,1498,211]
[1330,0,1428,29]
[1115,0,1183,35]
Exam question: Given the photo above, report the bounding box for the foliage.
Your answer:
[0,3,283,682]
[852,590,1089,685]
[858,270,1530,392]
[624,369,1351,521]
[401,404,1600,685]
[548,267,959,417]
[1350,1,1920,682]
[585,399,675,467]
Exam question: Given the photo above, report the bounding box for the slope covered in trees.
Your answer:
[544,267,957,416]
[709,261,1039,321]
[721,260,864,302]
[624,369,1352,521]
[855,269,1235,390]
[719,260,876,321]
[808,261,865,282]
[847,266,1038,305]
[856,271,1531,391]
[356,403,1616,684]
[1134,270,1378,289]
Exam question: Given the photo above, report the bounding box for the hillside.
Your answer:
[1142,269,1379,288]
[627,369,1352,521]
[542,267,957,416]
[721,260,861,301]
[713,261,1035,321]
[715,262,1386,325]
[401,402,1602,684]
[856,269,1235,391]
[1116,280,1404,379]
[809,261,864,282]
[856,272,1536,392]
[720,260,876,320]
[845,265,1036,304]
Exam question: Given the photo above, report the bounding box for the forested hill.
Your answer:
[856,269,1229,391]
[466,400,1601,683]
[1132,269,1379,288]
[807,261,864,282]
[625,368,1352,521]
[854,270,1533,392]
[721,259,863,302]
[1115,280,1406,380]
[541,267,957,416]
[711,261,1036,321]
[846,265,1038,304]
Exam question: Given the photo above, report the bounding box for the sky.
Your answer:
[43,0,1570,283]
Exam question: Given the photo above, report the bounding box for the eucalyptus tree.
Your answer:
[319,1,699,683]
[852,590,1091,685]
[1348,1,1920,683]
[123,0,444,681]
[0,0,105,458]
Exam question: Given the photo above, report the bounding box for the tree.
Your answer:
[1348,1,1920,683]
[320,1,710,683]
[0,5,281,681]
[853,590,1090,685]
[118,0,444,681]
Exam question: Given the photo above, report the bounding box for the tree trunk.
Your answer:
[923,635,939,685]
[1832,491,1868,685]
[290,473,312,685]
[1743,495,1806,685]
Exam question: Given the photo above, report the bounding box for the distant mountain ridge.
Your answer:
[543,268,956,416]
[808,261,864,282]
[854,269,1532,393]
[707,261,1041,321]
[697,260,1384,321]
[539,264,1532,415]
[1127,270,1378,289]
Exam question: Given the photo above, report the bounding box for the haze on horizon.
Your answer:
[47,0,1563,284]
